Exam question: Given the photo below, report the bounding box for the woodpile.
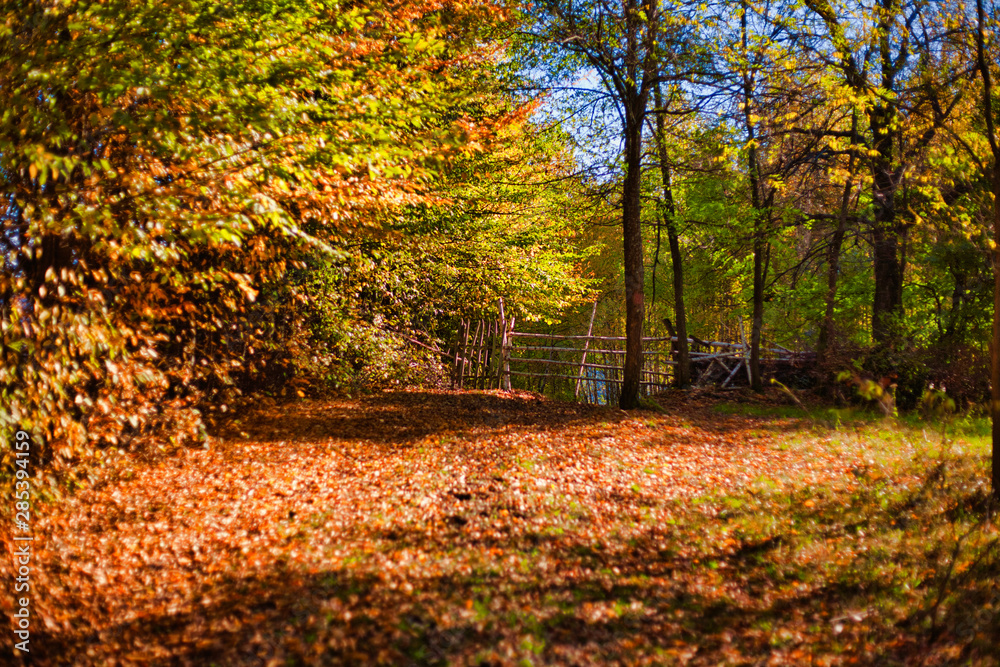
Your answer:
[687,339,813,388]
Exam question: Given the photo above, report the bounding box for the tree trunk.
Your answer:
[976,0,999,498]
[620,107,645,409]
[817,181,850,365]
[750,229,766,392]
[653,83,690,387]
[870,1,905,345]
[992,173,1000,498]
[575,301,598,399]
[741,0,766,393]
[817,113,859,364]
[666,219,689,388]
[870,161,904,344]
[801,0,906,347]
[618,0,650,410]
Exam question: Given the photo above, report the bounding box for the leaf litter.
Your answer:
[9,389,999,665]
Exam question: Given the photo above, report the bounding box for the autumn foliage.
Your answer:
[2,0,1000,663]
[0,0,558,493]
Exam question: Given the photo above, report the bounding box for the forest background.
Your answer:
[2,0,1000,497]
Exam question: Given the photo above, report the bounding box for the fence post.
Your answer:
[485,319,495,390]
[498,299,509,390]
[474,321,483,390]
[470,320,483,388]
[503,316,515,391]
[456,319,470,389]
[738,315,752,384]
[575,301,598,399]
[485,320,497,390]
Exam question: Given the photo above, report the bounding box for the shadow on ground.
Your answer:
[215,390,633,446]
[35,516,895,666]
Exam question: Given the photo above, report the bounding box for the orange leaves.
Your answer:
[17,389,999,665]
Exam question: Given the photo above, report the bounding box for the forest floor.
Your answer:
[11,388,1000,665]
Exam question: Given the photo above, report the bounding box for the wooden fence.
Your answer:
[450,304,808,403]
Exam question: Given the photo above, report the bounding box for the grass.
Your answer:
[715,399,991,448]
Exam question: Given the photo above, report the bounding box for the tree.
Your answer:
[737,0,771,392]
[315,116,593,376]
[973,0,1000,496]
[0,0,513,488]
[530,0,701,407]
[651,82,692,387]
[710,0,816,390]
[799,0,966,345]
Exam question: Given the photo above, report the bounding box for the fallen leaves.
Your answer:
[4,389,997,665]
